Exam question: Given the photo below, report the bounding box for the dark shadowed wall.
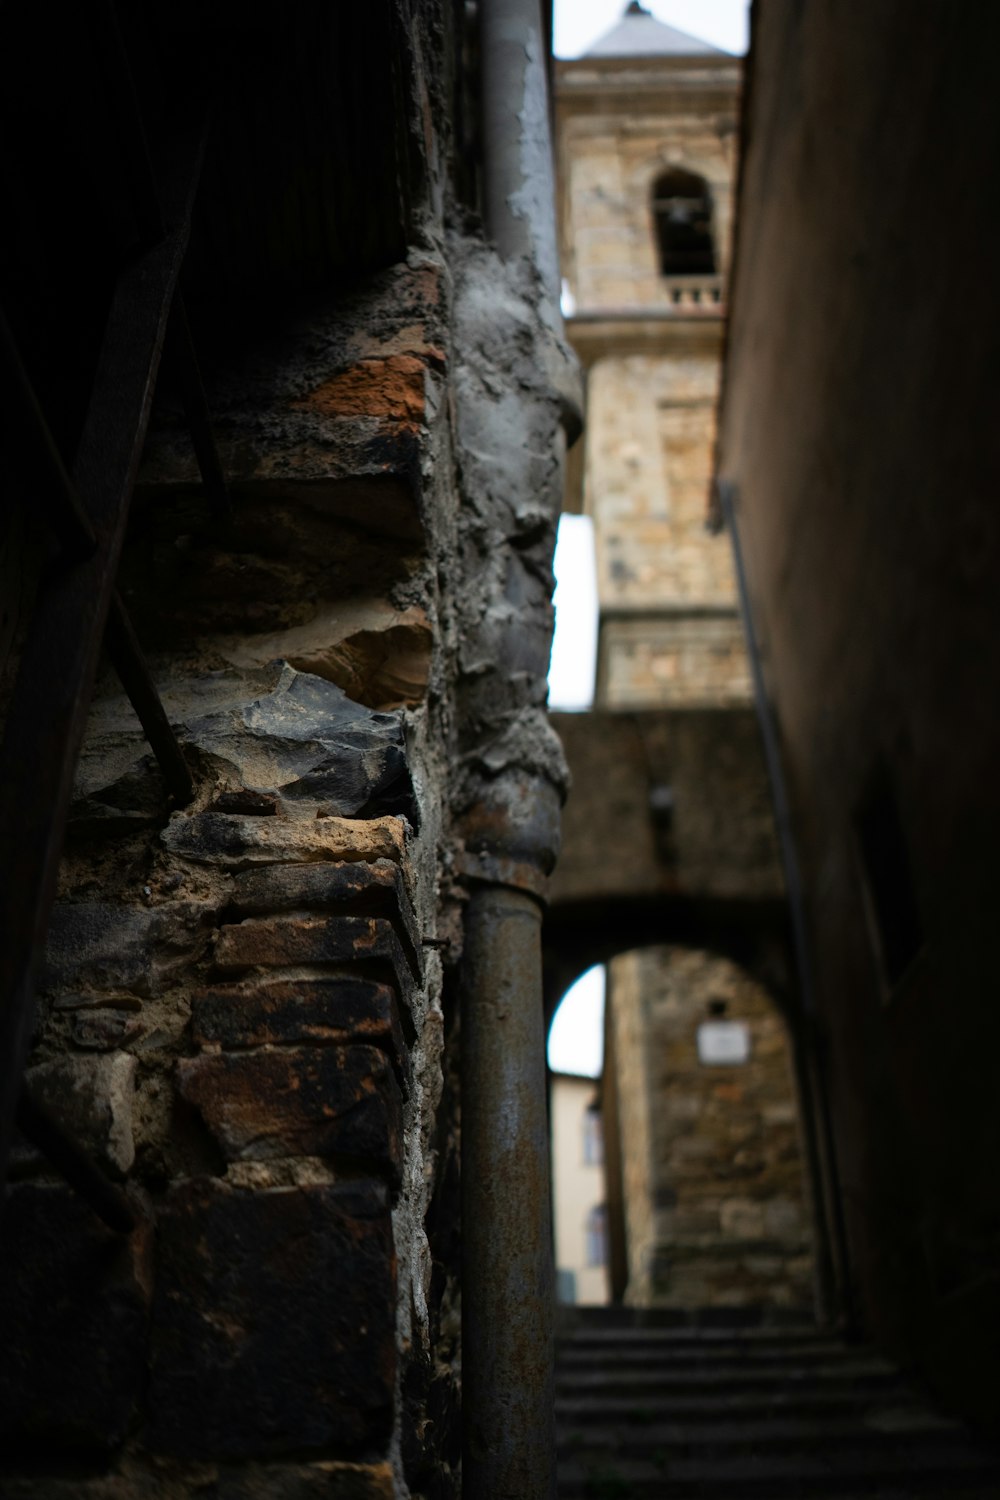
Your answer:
[717,0,1000,1427]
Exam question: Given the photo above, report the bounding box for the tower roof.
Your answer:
[586,2,726,58]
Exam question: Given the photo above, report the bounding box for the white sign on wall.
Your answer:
[697,1020,751,1066]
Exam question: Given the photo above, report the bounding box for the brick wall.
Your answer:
[1,249,463,1497]
[0,0,488,1467]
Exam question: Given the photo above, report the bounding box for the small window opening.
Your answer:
[855,761,924,989]
[652,168,716,276]
[582,1102,603,1166]
[585,1204,608,1267]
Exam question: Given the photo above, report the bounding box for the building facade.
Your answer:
[550,1072,609,1306]
[549,5,815,1314]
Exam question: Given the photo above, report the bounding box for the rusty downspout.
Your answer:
[459,838,559,1499]
[456,1,580,1494]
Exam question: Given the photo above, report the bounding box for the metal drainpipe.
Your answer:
[459,6,570,1494]
[460,879,555,1498]
[479,0,561,307]
[459,776,564,1498]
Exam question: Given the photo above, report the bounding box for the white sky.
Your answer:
[555,0,749,58]
[548,964,606,1077]
[548,515,599,711]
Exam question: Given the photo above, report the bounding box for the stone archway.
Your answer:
[544,704,833,1315]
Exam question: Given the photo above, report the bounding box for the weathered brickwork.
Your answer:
[0,42,463,1494]
[610,946,813,1309]
[4,708,420,1480]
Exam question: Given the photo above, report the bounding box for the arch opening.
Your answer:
[547,945,818,1317]
[651,167,716,277]
[548,966,610,1307]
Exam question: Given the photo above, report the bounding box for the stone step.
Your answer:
[558,1324,837,1347]
[559,1480,1000,1500]
[555,1312,1000,1499]
[556,1442,1000,1497]
[556,1306,816,1332]
[556,1409,965,1454]
[555,1388,930,1423]
[557,1339,867,1367]
[556,1358,903,1398]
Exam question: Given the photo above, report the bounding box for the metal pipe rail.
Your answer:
[716,477,856,1331]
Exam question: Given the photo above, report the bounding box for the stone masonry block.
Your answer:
[162,812,404,868]
[0,1467,395,1500]
[43,899,218,997]
[192,977,406,1077]
[147,1179,396,1458]
[213,1460,395,1499]
[177,1046,402,1180]
[0,1185,148,1451]
[178,663,416,823]
[213,915,416,1002]
[229,859,421,979]
[26,1051,136,1176]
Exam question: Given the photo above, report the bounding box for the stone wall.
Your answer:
[0,0,588,1476]
[581,353,749,709]
[609,946,813,1309]
[716,0,1000,1422]
[1,245,464,1498]
[550,707,782,910]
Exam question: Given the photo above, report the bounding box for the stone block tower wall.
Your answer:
[552,12,814,1313]
[556,37,749,710]
[611,947,814,1309]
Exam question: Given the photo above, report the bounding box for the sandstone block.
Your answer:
[26,1052,136,1176]
[178,1046,402,1180]
[0,1185,148,1451]
[219,599,433,715]
[192,978,406,1074]
[162,812,405,868]
[147,1179,396,1457]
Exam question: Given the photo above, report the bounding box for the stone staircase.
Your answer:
[555,1308,1000,1498]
